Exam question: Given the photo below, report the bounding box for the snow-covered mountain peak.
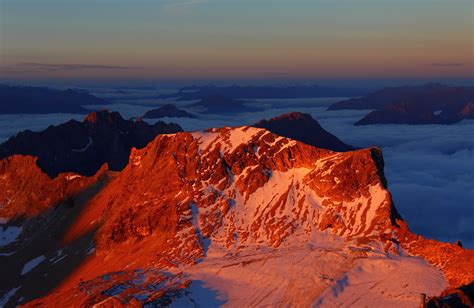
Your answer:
[1,125,472,307]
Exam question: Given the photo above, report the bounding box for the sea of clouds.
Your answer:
[0,93,472,248]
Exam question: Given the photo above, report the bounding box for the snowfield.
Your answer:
[315,255,446,307]
[172,243,447,307]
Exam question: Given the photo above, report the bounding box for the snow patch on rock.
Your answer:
[0,225,22,246]
[21,255,46,275]
[0,286,21,307]
[72,137,93,152]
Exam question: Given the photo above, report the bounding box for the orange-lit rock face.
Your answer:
[396,221,474,288]
[70,127,398,261]
[0,155,107,220]
[1,126,472,307]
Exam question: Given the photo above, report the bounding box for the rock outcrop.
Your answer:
[0,155,108,220]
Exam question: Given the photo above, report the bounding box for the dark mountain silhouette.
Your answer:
[354,102,453,125]
[328,84,474,125]
[254,112,353,151]
[0,84,107,114]
[0,110,182,177]
[143,104,196,119]
[328,84,474,111]
[190,94,259,114]
[158,85,368,100]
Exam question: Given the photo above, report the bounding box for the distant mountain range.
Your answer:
[158,85,369,100]
[328,84,474,125]
[189,94,261,114]
[0,84,107,114]
[142,104,196,119]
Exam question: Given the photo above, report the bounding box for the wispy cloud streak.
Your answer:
[15,62,133,71]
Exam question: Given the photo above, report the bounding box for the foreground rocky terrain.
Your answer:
[0,123,472,307]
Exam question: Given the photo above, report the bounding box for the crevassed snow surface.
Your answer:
[0,225,22,246]
[21,255,46,275]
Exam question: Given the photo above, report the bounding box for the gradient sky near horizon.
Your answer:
[0,0,473,81]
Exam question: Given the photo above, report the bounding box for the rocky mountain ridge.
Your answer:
[0,110,182,177]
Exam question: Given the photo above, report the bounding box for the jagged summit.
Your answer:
[254,112,353,151]
[83,110,124,124]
